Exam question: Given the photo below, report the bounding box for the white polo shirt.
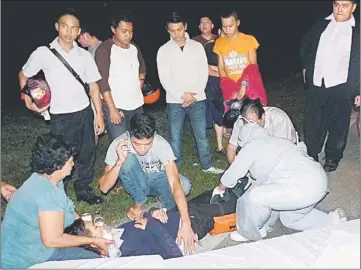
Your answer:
[22,38,101,114]
[230,106,297,146]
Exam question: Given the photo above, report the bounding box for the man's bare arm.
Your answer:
[217,55,227,77]
[99,163,122,193]
[164,161,196,255]
[249,49,258,65]
[19,71,28,90]
[102,91,122,125]
[89,82,103,117]
[89,82,104,134]
[226,143,238,164]
[208,65,219,77]
[164,162,191,225]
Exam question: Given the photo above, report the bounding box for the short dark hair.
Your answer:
[64,219,91,236]
[56,7,79,22]
[129,114,156,139]
[30,134,77,175]
[240,98,265,119]
[220,10,239,21]
[199,16,213,23]
[64,219,101,255]
[110,10,133,28]
[79,24,97,37]
[166,12,187,28]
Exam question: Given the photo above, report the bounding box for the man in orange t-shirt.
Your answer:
[213,10,259,103]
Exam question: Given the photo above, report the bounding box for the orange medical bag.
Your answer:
[209,213,237,235]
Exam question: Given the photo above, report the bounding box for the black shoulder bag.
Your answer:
[48,47,90,98]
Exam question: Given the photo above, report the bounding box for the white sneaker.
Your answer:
[329,208,348,225]
[230,227,267,242]
[202,166,224,174]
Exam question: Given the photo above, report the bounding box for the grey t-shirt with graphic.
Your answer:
[105,133,176,173]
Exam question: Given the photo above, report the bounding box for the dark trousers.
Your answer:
[303,82,354,161]
[50,106,95,193]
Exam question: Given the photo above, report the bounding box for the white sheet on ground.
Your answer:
[29,219,360,269]
[28,255,164,269]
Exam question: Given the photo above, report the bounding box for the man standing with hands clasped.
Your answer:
[157,12,224,174]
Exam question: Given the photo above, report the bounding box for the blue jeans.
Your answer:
[167,101,212,170]
[102,101,144,143]
[120,154,192,210]
[48,247,101,261]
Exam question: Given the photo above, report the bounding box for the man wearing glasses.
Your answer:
[226,98,297,164]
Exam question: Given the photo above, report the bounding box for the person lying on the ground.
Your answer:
[213,123,348,243]
[99,113,196,255]
[65,209,199,259]
[1,181,17,201]
[226,97,297,164]
[1,134,113,269]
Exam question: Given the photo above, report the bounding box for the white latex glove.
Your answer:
[212,186,225,198]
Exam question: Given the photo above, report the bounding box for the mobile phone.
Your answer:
[121,131,131,151]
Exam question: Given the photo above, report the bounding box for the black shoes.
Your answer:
[76,189,104,205]
[323,159,339,172]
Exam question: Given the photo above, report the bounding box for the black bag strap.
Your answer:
[48,46,89,97]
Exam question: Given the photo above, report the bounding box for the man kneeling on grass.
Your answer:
[99,113,196,254]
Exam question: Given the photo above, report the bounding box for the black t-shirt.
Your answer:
[204,38,219,66]
[193,34,219,66]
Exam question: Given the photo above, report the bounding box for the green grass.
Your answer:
[1,114,228,224]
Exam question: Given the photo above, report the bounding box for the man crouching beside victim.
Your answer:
[98,113,196,255]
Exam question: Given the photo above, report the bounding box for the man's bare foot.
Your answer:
[126,204,143,221]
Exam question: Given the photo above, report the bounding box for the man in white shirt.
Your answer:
[157,12,224,174]
[300,0,360,172]
[227,98,297,164]
[95,11,146,143]
[18,8,105,204]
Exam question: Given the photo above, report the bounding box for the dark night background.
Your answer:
[2,1,360,115]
